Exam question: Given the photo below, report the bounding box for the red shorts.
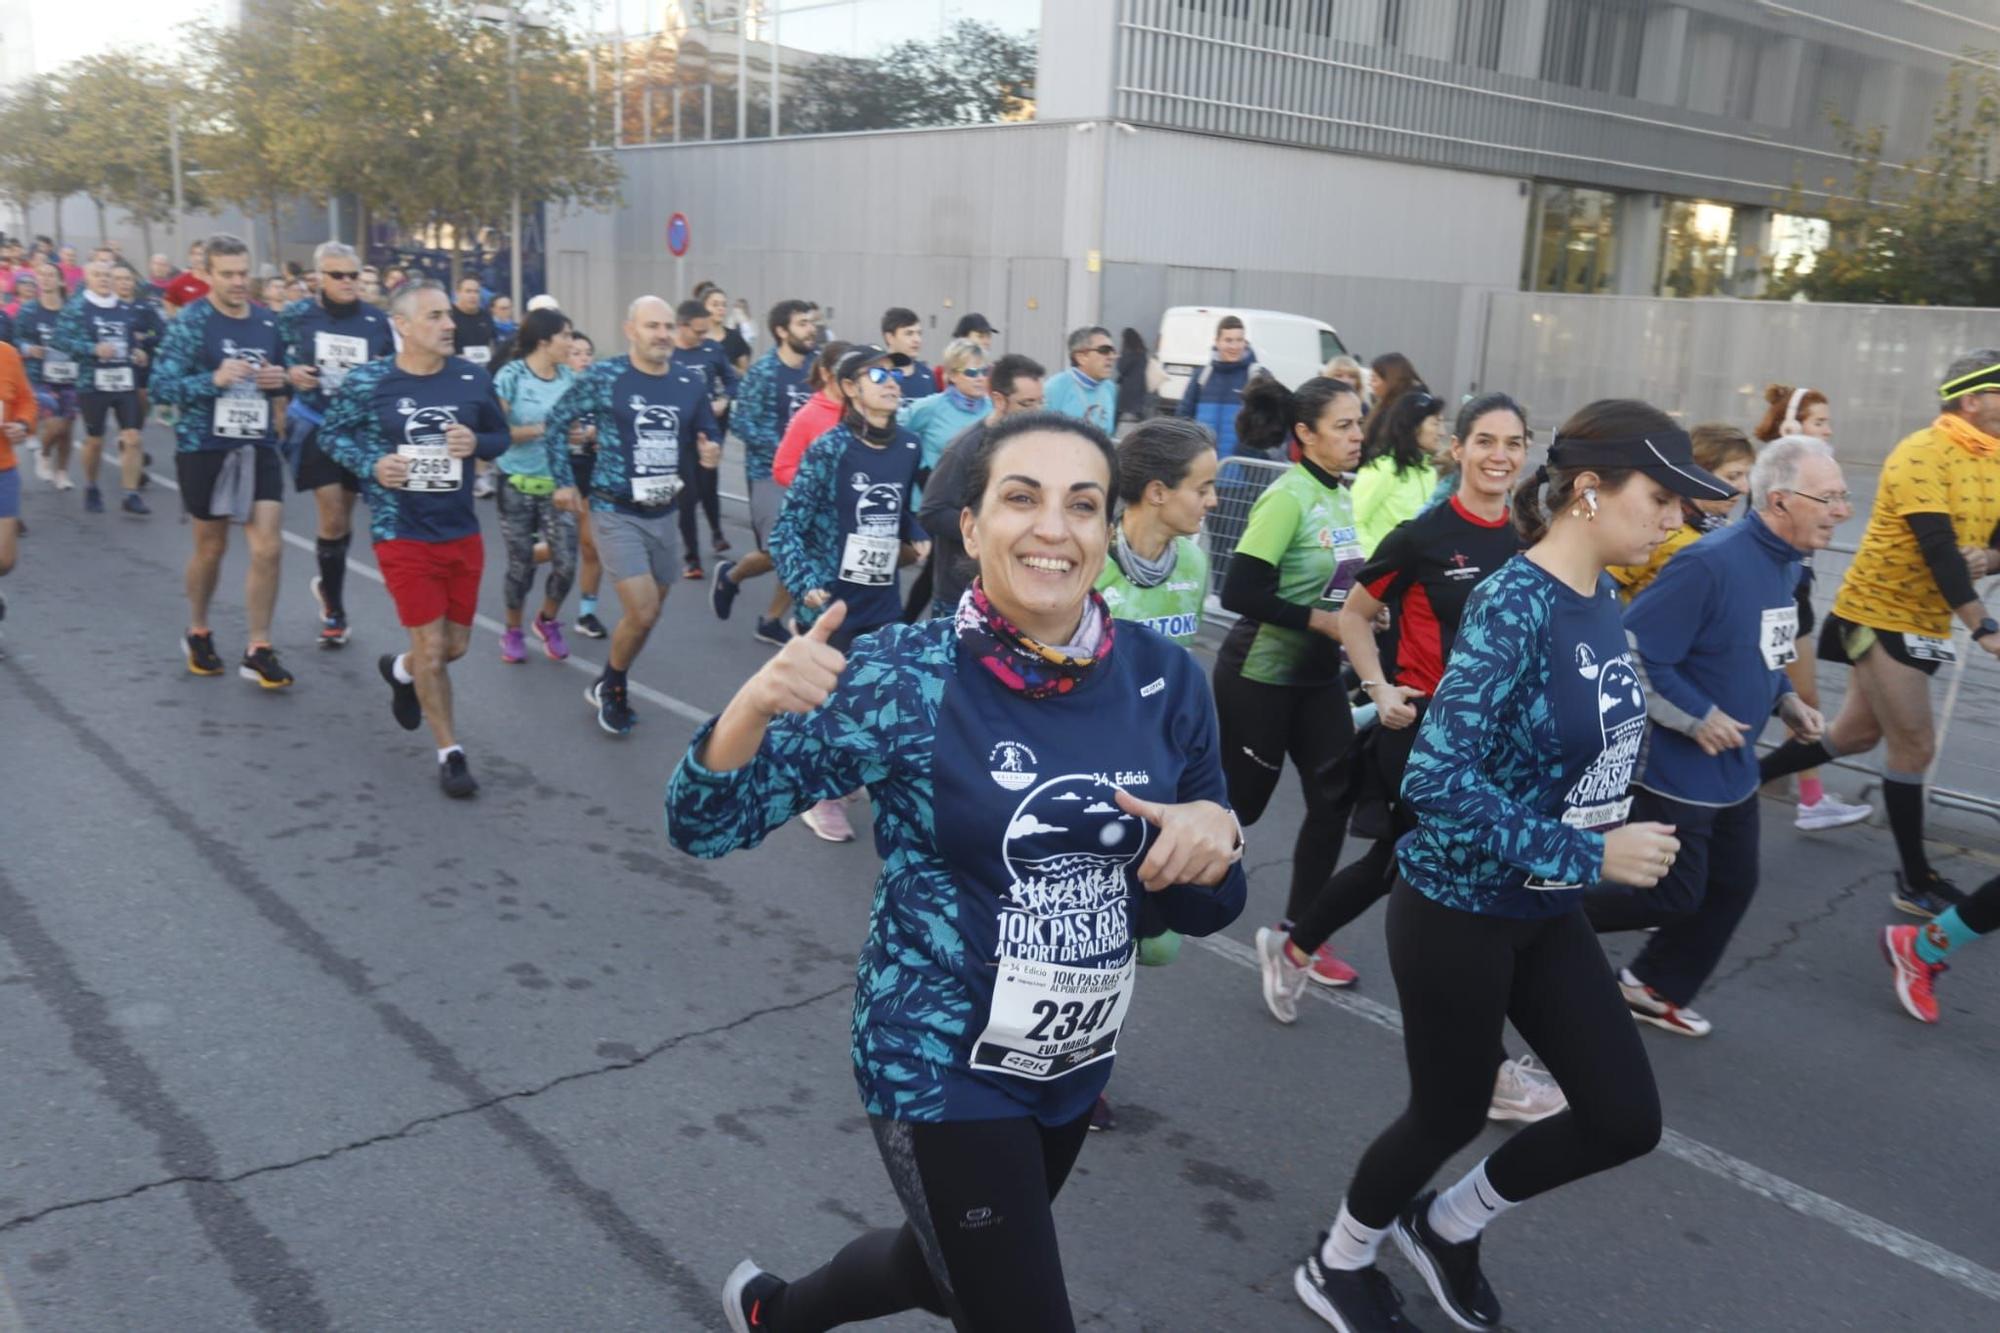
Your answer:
[376,533,484,627]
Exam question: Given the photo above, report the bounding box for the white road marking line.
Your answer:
[0,1261,26,1333]
[142,467,2000,1305]
[1193,932,2000,1304]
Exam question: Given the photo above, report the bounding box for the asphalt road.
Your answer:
[2,426,1998,1332]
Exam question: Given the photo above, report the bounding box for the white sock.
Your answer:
[1428,1159,1517,1245]
[1319,1202,1386,1271]
[438,745,463,764]
[392,653,415,684]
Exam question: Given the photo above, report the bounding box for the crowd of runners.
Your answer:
[4,227,1999,1332]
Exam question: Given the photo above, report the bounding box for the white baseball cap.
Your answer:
[526,293,561,312]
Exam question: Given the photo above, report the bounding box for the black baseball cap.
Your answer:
[1548,428,1734,501]
[952,313,998,338]
[834,344,893,381]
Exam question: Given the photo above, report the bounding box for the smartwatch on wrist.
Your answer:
[1975,616,2000,643]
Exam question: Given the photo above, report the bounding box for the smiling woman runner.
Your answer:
[1292,400,1730,1333]
[669,410,1247,1333]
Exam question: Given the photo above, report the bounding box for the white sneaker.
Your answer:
[1489,1054,1567,1123]
[33,448,53,482]
[800,798,855,843]
[1619,967,1713,1037]
[1255,926,1312,1025]
[1796,795,1872,831]
[472,470,497,499]
[52,470,73,491]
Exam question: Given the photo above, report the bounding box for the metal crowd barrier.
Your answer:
[1200,454,1295,607]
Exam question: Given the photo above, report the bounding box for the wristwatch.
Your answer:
[1975,617,2000,643]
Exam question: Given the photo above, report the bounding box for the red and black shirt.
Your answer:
[1361,497,1521,695]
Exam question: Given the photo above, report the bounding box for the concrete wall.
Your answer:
[544,120,1090,361]
[1097,128,1528,393]
[1475,291,1999,490]
[548,119,1529,395]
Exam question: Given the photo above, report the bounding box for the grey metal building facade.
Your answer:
[550,0,1971,391]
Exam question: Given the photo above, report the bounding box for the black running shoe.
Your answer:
[239,645,294,690]
[185,630,224,677]
[574,611,608,639]
[594,678,636,735]
[379,653,422,731]
[1295,1243,1422,1332]
[711,559,740,620]
[722,1258,785,1332]
[753,615,792,648]
[1892,871,1966,920]
[439,750,478,798]
[1394,1192,1498,1330]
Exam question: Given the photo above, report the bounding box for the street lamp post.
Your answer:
[474,2,553,304]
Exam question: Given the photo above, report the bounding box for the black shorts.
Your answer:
[79,390,142,436]
[570,449,595,493]
[176,447,284,522]
[293,428,359,493]
[1818,612,1950,678]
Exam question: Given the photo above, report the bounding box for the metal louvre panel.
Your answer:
[1109,0,1951,207]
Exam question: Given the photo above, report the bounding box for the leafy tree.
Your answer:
[1769,62,2000,306]
[0,75,87,244]
[59,54,193,255]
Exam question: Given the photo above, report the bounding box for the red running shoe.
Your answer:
[1882,924,1945,1024]
[1304,939,1358,988]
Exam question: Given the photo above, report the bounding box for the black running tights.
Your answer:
[1345,883,1662,1229]
[762,1111,1092,1332]
[1212,663,1355,922]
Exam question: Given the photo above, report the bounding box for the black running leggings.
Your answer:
[1345,882,1662,1229]
[676,463,723,559]
[762,1111,1092,1332]
[1211,662,1355,922]
[1289,706,1426,954]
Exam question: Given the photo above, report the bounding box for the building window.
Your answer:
[1455,1,1507,72]
[1525,183,1620,293]
[1769,212,1831,279]
[1657,200,1739,297]
[1540,0,1644,99]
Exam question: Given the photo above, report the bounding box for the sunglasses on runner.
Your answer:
[861,365,897,385]
[321,269,360,280]
[957,365,991,378]
[1083,344,1115,356]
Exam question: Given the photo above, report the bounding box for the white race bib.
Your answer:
[215,394,270,440]
[631,473,681,506]
[839,532,900,586]
[1904,633,1957,663]
[1760,605,1800,670]
[43,356,76,384]
[398,441,462,492]
[969,954,1134,1082]
[315,332,370,390]
[462,345,492,366]
[93,366,134,393]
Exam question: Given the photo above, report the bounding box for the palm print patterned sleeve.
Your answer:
[667,622,946,858]
[318,360,402,541]
[538,364,613,494]
[1398,562,1606,900]
[768,428,846,623]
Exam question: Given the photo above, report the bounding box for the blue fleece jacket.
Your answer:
[1624,511,1802,806]
[1175,348,1259,458]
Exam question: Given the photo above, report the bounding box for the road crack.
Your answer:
[0,983,847,1236]
[1705,868,1881,991]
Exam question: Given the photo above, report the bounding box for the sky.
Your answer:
[33,0,221,74]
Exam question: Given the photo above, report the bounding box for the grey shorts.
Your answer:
[592,507,683,586]
[748,476,785,550]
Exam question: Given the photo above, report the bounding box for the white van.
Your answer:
[1154,307,1349,408]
